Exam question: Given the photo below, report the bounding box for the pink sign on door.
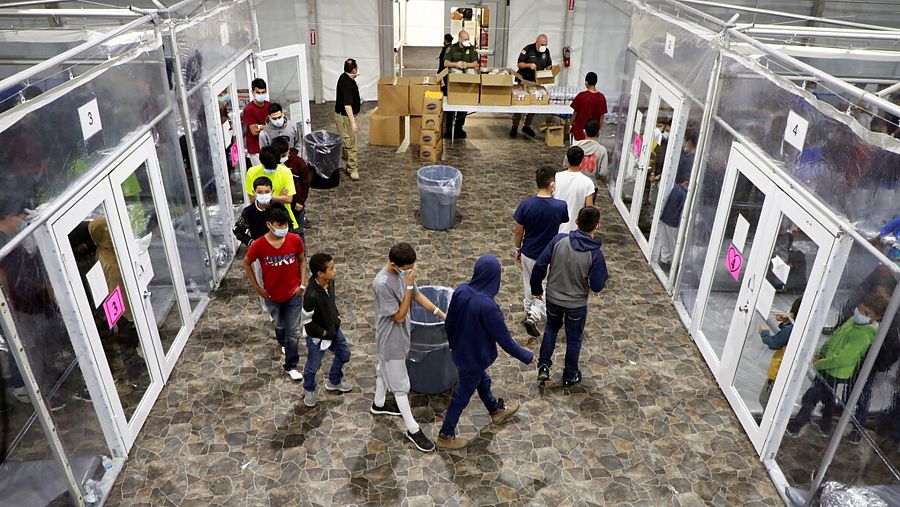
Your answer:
[103,286,126,330]
[631,135,643,157]
[725,243,743,282]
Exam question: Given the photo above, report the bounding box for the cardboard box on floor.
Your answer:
[479,68,514,106]
[408,70,447,116]
[543,125,565,147]
[422,113,442,132]
[419,129,441,147]
[447,73,480,105]
[377,77,410,116]
[419,140,443,163]
[369,107,406,146]
[410,116,422,142]
[534,65,561,86]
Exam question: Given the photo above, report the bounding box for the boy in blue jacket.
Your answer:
[531,206,608,386]
[436,255,535,450]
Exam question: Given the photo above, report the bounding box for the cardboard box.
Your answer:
[408,71,446,115]
[422,113,442,132]
[410,116,422,141]
[511,85,530,106]
[422,91,444,115]
[447,73,480,105]
[528,85,550,105]
[419,140,443,163]
[419,129,441,147]
[534,65,561,86]
[377,77,410,116]
[479,68,514,106]
[369,107,406,146]
[544,125,565,147]
[480,6,490,26]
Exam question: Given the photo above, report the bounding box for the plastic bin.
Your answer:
[406,286,457,394]
[416,165,462,230]
[305,131,342,189]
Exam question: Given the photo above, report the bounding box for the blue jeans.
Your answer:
[262,294,303,371]
[539,302,587,382]
[302,329,350,392]
[292,208,305,241]
[439,369,500,437]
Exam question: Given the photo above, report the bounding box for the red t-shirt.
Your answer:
[570,90,608,141]
[246,232,304,303]
[241,100,270,154]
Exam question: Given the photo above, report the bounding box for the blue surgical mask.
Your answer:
[263,167,277,174]
[271,117,285,128]
[272,227,288,238]
[254,93,268,103]
[280,156,288,164]
[255,193,272,205]
[852,307,872,325]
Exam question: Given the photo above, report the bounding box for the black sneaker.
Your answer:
[509,126,518,138]
[370,400,402,416]
[522,318,540,337]
[407,429,435,452]
[562,370,582,387]
[786,418,803,436]
[537,364,550,383]
[817,419,832,436]
[848,430,862,445]
[522,126,536,138]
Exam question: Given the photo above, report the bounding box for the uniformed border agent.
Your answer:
[512,33,552,139]
[443,30,479,139]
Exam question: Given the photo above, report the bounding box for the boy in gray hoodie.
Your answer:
[259,102,302,154]
[531,206,608,386]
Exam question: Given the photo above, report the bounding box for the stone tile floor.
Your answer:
[106,104,781,506]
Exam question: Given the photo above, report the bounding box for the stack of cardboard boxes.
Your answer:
[418,91,443,162]
[371,77,407,146]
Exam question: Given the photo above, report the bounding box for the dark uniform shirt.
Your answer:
[334,73,360,116]
[445,43,478,65]
[517,42,552,83]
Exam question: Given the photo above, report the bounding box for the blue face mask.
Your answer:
[272,227,288,238]
[852,307,872,325]
[263,167,277,174]
[280,156,289,164]
[255,193,272,205]
[254,93,268,103]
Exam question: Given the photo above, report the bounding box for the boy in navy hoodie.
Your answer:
[531,206,608,386]
[436,255,535,450]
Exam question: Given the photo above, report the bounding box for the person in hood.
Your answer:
[787,294,888,436]
[436,255,534,450]
[531,206,608,387]
[259,103,301,155]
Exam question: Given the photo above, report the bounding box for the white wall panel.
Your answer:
[405,0,445,46]
[316,0,380,101]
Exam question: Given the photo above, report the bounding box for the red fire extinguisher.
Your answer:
[480,29,489,48]
[563,46,571,68]
[480,54,488,66]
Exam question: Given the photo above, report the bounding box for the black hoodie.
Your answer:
[303,277,341,338]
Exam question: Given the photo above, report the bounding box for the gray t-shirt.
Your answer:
[373,267,418,360]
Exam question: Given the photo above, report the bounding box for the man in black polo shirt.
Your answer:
[511,34,552,138]
[334,58,361,181]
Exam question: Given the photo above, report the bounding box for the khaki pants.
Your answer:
[334,113,358,175]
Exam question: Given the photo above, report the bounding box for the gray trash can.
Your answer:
[407,286,457,395]
[416,165,462,230]
[305,131,342,189]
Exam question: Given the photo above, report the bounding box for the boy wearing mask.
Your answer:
[531,206,609,387]
[234,176,273,245]
[259,103,302,154]
[787,294,889,435]
[437,255,534,450]
[244,146,298,231]
[270,137,310,239]
[243,207,306,382]
[513,166,569,337]
[302,253,352,408]
[241,78,269,166]
[371,243,446,452]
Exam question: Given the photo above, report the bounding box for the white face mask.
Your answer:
[255,193,272,205]
[263,167,277,174]
[254,93,268,103]
[280,156,288,163]
[537,45,547,53]
[461,40,472,48]
[271,117,285,128]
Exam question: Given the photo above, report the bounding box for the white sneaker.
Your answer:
[304,389,317,407]
[286,369,303,381]
[319,339,332,351]
[281,347,285,355]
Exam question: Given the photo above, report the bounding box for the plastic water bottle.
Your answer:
[102,456,113,472]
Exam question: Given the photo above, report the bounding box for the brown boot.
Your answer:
[489,398,519,425]
[436,433,469,450]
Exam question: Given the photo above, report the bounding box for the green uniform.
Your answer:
[445,44,477,64]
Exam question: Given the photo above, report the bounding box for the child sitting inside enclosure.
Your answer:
[786,294,889,435]
[758,296,802,411]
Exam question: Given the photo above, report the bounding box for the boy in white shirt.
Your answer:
[555,146,595,233]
